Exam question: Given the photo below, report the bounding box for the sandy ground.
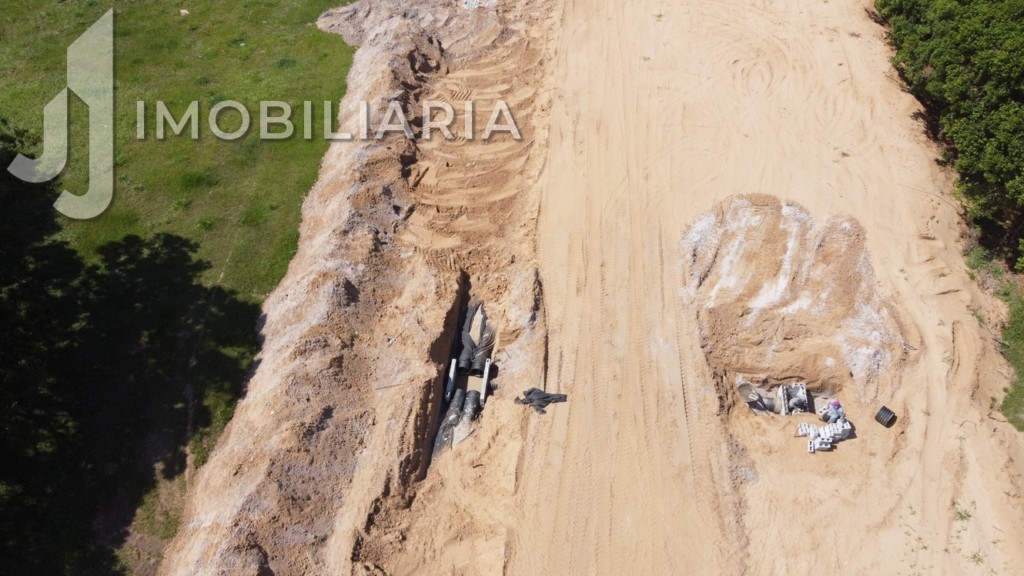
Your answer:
[160,0,1024,575]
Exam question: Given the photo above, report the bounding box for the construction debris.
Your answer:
[738,381,809,415]
[433,298,498,456]
[514,388,567,414]
[455,298,496,380]
[737,381,858,453]
[796,419,853,453]
[795,402,853,453]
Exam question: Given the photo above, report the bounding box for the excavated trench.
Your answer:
[415,272,469,477]
[421,273,504,471]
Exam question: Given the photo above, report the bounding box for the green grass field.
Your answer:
[1,0,356,458]
[1,0,354,298]
[0,1,354,572]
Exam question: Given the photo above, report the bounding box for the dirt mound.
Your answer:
[682,194,907,399]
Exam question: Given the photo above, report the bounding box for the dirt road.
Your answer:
[514,0,1024,573]
[513,1,749,572]
[161,1,1024,574]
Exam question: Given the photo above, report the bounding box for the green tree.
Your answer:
[878,0,1024,260]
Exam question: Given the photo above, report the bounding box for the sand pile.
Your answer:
[682,194,907,400]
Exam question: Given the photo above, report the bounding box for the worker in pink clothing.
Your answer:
[823,399,846,424]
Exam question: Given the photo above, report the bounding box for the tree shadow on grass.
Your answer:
[0,119,261,575]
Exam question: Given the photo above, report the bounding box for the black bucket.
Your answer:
[875,406,897,428]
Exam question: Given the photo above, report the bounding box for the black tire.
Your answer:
[875,406,896,428]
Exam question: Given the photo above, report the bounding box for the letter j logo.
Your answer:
[7,10,114,219]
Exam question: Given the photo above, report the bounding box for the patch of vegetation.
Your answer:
[952,499,973,522]
[137,487,182,541]
[876,0,1024,266]
[999,281,1024,428]
[966,245,1004,279]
